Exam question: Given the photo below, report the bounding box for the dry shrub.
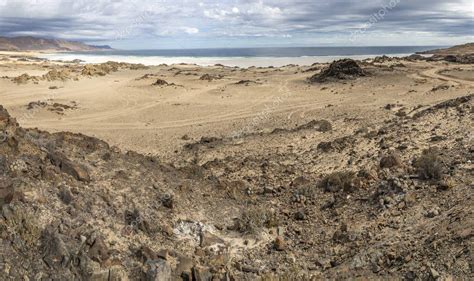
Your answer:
[317,120,333,132]
[1,207,41,248]
[415,148,444,180]
[295,184,317,200]
[234,208,279,234]
[380,153,402,169]
[319,171,356,193]
[260,270,317,281]
[298,119,332,132]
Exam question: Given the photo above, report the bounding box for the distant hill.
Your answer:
[0,36,112,52]
[419,43,474,55]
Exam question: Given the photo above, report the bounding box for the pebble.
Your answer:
[274,236,286,251]
[162,224,174,237]
[426,208,440,218]
[294,211,306,221]
[430,268,440,279]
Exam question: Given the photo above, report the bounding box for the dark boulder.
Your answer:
[153,79,169,86]
[41,228,71,269]
[48,151,90,182]
[309,59,366,83]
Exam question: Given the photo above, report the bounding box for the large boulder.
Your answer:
[48,151,91,182]
[40,228,71,269]
[0,105,17,130]
[145,259,172,281]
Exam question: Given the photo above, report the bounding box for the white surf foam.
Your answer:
[38,53,412,68]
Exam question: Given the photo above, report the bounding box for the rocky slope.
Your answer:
[420,43,474,56]
[418,43,474,64]
[0,60,473,279]
[0,36,111,52]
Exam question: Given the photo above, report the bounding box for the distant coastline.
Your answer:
[0,36,112,52]
[66,46,443,57]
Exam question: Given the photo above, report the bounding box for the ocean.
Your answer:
[39,46,440,67]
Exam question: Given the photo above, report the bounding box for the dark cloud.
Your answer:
[0,0,471,47]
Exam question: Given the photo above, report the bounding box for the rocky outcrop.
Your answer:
[48,151,90,182]
[199,74,223,81]
[82,62,147,77]
[309,59,366,83]
[418,43,474,56]
[427,54,474,64]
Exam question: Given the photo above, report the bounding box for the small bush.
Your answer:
[298,119,332,132]
[380,153,402,169]
[260,270,317,281]
[316,120,333,132]
[1,207,41,248]
[234,208,279,234]
[319,171,356,193]
[415,148,444,180]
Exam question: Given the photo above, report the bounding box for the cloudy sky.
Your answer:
[0,0,472,49]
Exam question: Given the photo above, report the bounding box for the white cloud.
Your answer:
[182,27,199,35]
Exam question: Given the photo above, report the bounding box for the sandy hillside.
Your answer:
[0,51,473,280]
[1,53,473,161]
[420,43,474,55]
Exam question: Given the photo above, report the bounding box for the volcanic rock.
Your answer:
[309,59,366,83]
[153,79,169,86]
[48,151,90,182]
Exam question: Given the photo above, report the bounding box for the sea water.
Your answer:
[38,46,440,68]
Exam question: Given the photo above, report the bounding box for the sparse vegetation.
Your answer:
[319,171,356,193]
[380,152,402,169]
[297,119,332,132]
[316,119,333,132]
[415,148,445,180]
[260,269,316,281]
[234,208,279,234]
[0,206,41,248]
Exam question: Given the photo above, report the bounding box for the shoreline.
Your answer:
[2,45,441,68]
[36,52,416,68]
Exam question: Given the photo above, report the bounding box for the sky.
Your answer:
[0,0,473,49]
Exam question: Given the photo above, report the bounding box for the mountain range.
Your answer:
[0,36,112,52]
